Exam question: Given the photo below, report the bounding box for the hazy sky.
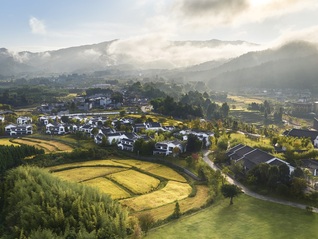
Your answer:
[1,0,318,52]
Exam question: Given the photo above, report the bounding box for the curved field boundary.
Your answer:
[82,177,131,199]
[107,169,161,195]
[133,185,210,221]
[11,138,53,153]
[120,181,192,212]
[48,160,132,172]
[52,166,128,182]
[0,138,21,146]
[22,137,73,152]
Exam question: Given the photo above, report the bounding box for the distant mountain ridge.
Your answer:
[0,39,258,76]
[1,39,318,92]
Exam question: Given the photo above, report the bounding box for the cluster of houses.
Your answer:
[1,114,212,156]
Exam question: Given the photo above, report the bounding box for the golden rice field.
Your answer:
[133,185,210,221]
[83,177,131,199]
[53,166,128,182]
[11,137,73,153]
[113,159,161,171]
[48,159,130,171]
[148,165,187,182]
[50,159,210,222]
[120,181,192,212]
[107,169,161,195]
[0,138,20,146]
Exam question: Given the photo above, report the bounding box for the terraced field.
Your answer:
[11,137,73,153]
[49,159,210,221]
[0,138,20,146]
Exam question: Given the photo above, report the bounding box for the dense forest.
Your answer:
[0,144,44,173]
[0,166,131,239]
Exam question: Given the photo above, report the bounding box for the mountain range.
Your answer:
[1,39,318,91]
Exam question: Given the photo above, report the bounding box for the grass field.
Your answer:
[108,169,161,194]
[120,181,192,212]
[0,138,20,146]
[145,194,318,239]
[229,132,273,149]
[82,177,131,199]
[53,166,128,182]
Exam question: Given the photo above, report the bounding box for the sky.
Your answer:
[1,0,318,52]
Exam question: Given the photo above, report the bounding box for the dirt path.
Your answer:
[202,150,318,213]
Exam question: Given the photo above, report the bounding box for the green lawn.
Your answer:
[145,194,318,239]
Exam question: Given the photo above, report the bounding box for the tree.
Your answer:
[171,201,181,219]
[221,184,241,205]
[186,134,202,153]
[138,213,154,234]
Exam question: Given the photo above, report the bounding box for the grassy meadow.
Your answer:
[145,194,318,239]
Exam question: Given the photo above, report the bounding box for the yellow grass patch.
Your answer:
[82,177,131,199]
[53,167,127,182]
[148,165,187,182]
[48,160,131,171]
[0,138,20,146]
[108,169,160,195]
[133,185,209,221]
[120,181,192,212]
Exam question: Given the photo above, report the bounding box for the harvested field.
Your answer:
[120,181,192,212]
[108,169,160,195]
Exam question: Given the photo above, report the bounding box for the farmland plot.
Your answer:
[120,181,192,212]
[107,169,160,194]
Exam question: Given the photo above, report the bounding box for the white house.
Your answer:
[179,130,212,148]
[46,124,66,135]
[314,136,318,148]
[5,124,33,136]
[117,132,140,151]
[153,140,184,156]
[17,116,32,125]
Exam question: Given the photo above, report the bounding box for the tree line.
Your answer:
[0,144,44,173]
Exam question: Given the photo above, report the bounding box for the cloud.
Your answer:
[29,17,46,34]
[174,0,249,24]
[108,34,263,68]
[169,0,316,29]
[270,25,318,48]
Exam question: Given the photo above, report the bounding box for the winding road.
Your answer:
[202,150,318,213]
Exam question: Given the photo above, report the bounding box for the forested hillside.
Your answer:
[0,166,131,239]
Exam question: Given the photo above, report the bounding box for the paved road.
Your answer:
[202,151,318,213]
